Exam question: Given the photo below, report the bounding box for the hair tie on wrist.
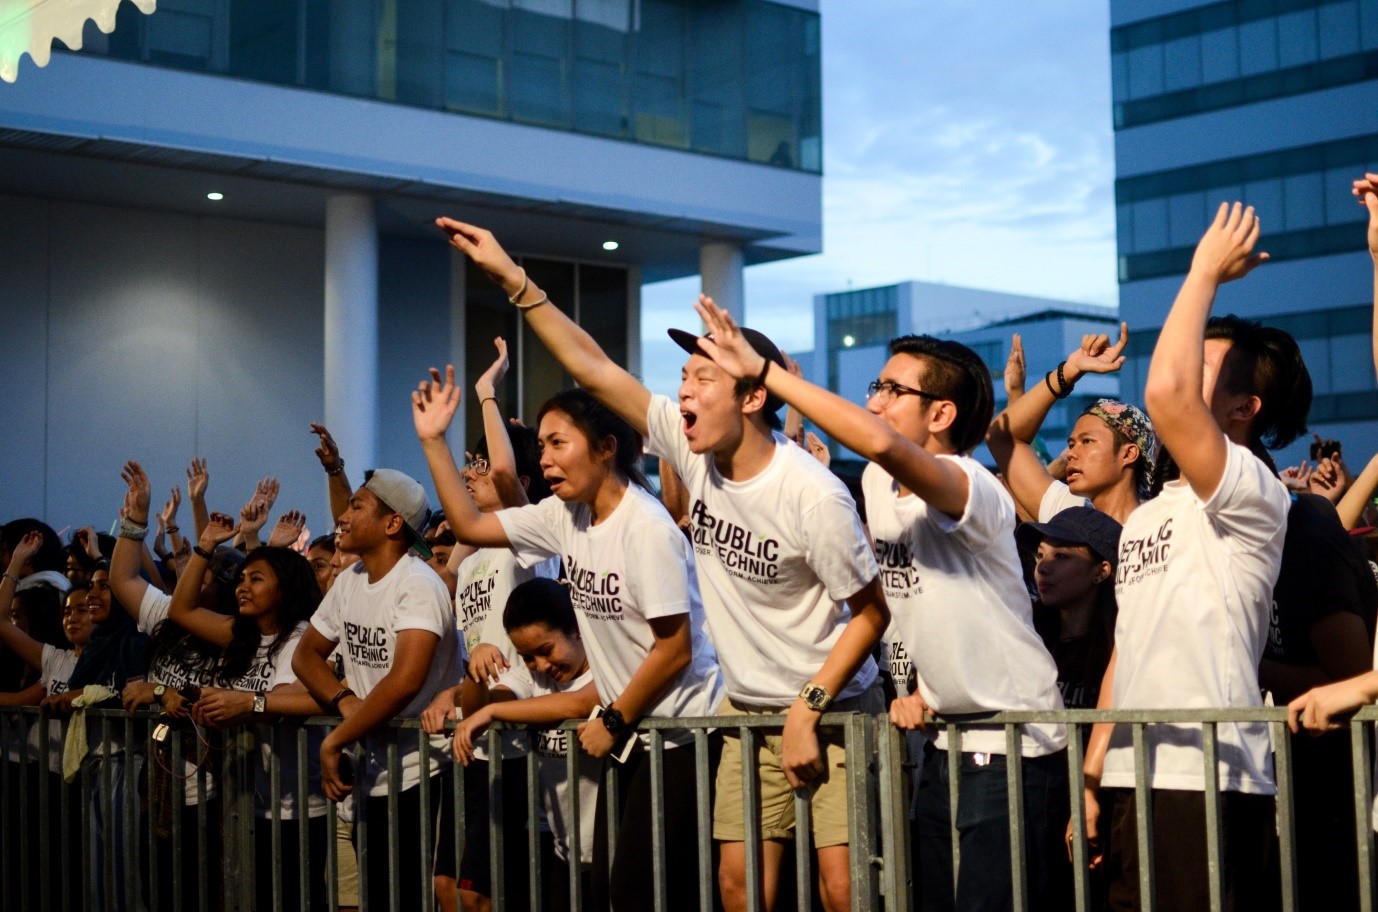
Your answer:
[479,396,498,407]
[755,358,772,387]
[193,545,215,561]
[507,269,529,305]
[514,291,549,312]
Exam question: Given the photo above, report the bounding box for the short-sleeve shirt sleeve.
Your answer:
[799,490,880,601]
[1037,480,1091,524]
[623,516,693,621]
[496,498,566,569]
[393,572,453,636]
[1203,442,1290,552]
[644,395,692,476]
[923,458,1015,548]
[137,587,173,635]
[309,583,344,644]
[495,664,537,701]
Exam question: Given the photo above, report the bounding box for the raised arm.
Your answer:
[987,327,1128,518]
[310,423,353,523]
[694,297,971,517]
[0,532,49,670]
[1143,202,1268,500]
[186,457,210,539]
[474,337,529,508]
[110,461,154,619]
[412,365,512,549]
[165,513,239,648]
[1337,452,1378,530]
[1354,174,1378,377]
[437,218,651,434]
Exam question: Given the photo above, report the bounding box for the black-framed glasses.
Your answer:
[463,453,490,476]
[866,379,939,404]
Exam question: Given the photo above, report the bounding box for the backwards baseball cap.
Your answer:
[1015,506,1123,569]
[362,469,433,559]
[666,325,788,416]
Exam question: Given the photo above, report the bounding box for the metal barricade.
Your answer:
[1,703,1375,911]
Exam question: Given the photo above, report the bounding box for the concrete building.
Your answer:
[808,280,1120,464]
[1111,0,1378,465]
[0,0,822,527]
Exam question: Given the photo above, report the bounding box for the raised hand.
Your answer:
[1004,333,1026,400]
[691,295,766,381]
[412,365,463,442]
[254,477,280,514]
[1280,461,1313,493]
[8,530,43,577]
[1352,173,1378,259]
[804,431,831,468]
[120,460,153,524]
[474,338,510,402]
[1067,322,1129,378]
[74,526,101,561]
[309,423,343,473]
[435,219,524,296]
[160,486,182,533]
[186,457,209,502]
[199,512,239,551]
[1190,202,1268,284]
[267,510,307,549]
[239,497,269,536]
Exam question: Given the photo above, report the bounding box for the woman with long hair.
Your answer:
[166,511,329,911]
[414,372,723,912]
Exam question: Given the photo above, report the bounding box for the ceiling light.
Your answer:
[843,335,856,348]
[602,240,619,251]
[206,191,224,201]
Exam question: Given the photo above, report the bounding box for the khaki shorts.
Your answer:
[335,815,359,906]
[712,685,884,848]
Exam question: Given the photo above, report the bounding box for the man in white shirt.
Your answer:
[436,218,889,912]
[294,469,461,912]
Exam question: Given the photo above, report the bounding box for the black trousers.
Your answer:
[591,736,720,912]
[358,778,442,912]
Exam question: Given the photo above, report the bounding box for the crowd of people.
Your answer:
[6,173,1378,912]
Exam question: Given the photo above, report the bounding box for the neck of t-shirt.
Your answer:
[710,419,777,482]
[359,544,409,584]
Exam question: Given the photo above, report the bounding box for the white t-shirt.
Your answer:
[33,645,78,774]
[497,666,602,864]
[645,394,880,706]
[863,460,1066,757]
[496,483,723,745]
[219,622,327,821]
[455,547,557,761]
[1103,442,1289,794]
[1037,480,1091,523]
[880,618,914,694]
[310,553,462,797]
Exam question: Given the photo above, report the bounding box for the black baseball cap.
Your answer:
[667,325,788,415]
[1016,506,1123,569]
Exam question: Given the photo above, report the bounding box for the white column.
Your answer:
[324,193,378,472]
[699,241,745,324]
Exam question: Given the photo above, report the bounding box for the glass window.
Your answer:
[1127,43,1165,98]
[1111,51,1131,103]
[229,0,299,84]
[464,265,521,447]
[1168,191,1207,247]
[1163,34,1203,91]
[690,3,745,158]
[1318,1,1360,59]
[393,0,444,108]
[446,0,506,115]
[632,0,688,149]
[1238,18,1278,75]
[1362,0,1378,50]
[1328,334,1374,392]
[1243,178,1284,228]
[510,1,573,127]
[1132,198,1169,252]
[1325,166,1361,224]
[145,0,223,71]
[1116,203,1135,256]
[577,265,629,371]
[1278,9,1319,68]
[1200,26,1239,83]
[572,1,631,137]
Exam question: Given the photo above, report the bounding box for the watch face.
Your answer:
[803,686,826,706]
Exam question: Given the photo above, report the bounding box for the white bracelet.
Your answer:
[507,268,529,305]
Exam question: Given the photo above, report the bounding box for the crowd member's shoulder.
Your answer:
[774,431,853,498]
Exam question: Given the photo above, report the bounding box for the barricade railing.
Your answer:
[1,704,1374,912]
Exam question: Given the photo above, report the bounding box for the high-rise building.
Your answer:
[1111,0,1378,463]
[0,0,821,524]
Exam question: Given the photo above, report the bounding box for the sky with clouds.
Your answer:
[639,1,1120,397]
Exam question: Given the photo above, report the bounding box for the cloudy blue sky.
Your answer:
[639,2,1120,397]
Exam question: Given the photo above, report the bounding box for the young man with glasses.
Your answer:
[692,307,1069,912]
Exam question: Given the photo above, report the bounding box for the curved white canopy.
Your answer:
[1,0,156,83]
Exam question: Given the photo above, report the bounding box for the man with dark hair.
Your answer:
[293,468,460,912]
[693,302,1069,911]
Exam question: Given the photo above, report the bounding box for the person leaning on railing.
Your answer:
[693,299,1070,912]
[292,468,462,912]
[1085,202,1313,911]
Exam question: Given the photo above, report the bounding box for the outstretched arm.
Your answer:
[412,366,512,549]
[1143,203,1268,500]
[165,513,239,648]
[110,461,154,619]
[186,457,210,540]
[0,532,48,670]
[474,338,530,508]
[437,218,652,434]
[987,327,1128,518]
[1338,452,1378,530]
[694,297,971,517]
[1355,174,1378,378]
[311,423,353,523]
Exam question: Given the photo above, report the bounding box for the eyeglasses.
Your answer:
[463,453,490,476]
[866,379,940,405]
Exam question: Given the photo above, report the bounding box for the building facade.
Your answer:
[809,280,1120,465]
[1112,0,1378,465]
[0,0,821,526]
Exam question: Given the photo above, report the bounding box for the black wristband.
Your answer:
[1056,360,1073,395]
[329,687,356,715]
[192,545,215,561]
[755,357,772,388]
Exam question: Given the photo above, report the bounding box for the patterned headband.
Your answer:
[1083,399,1157,497]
